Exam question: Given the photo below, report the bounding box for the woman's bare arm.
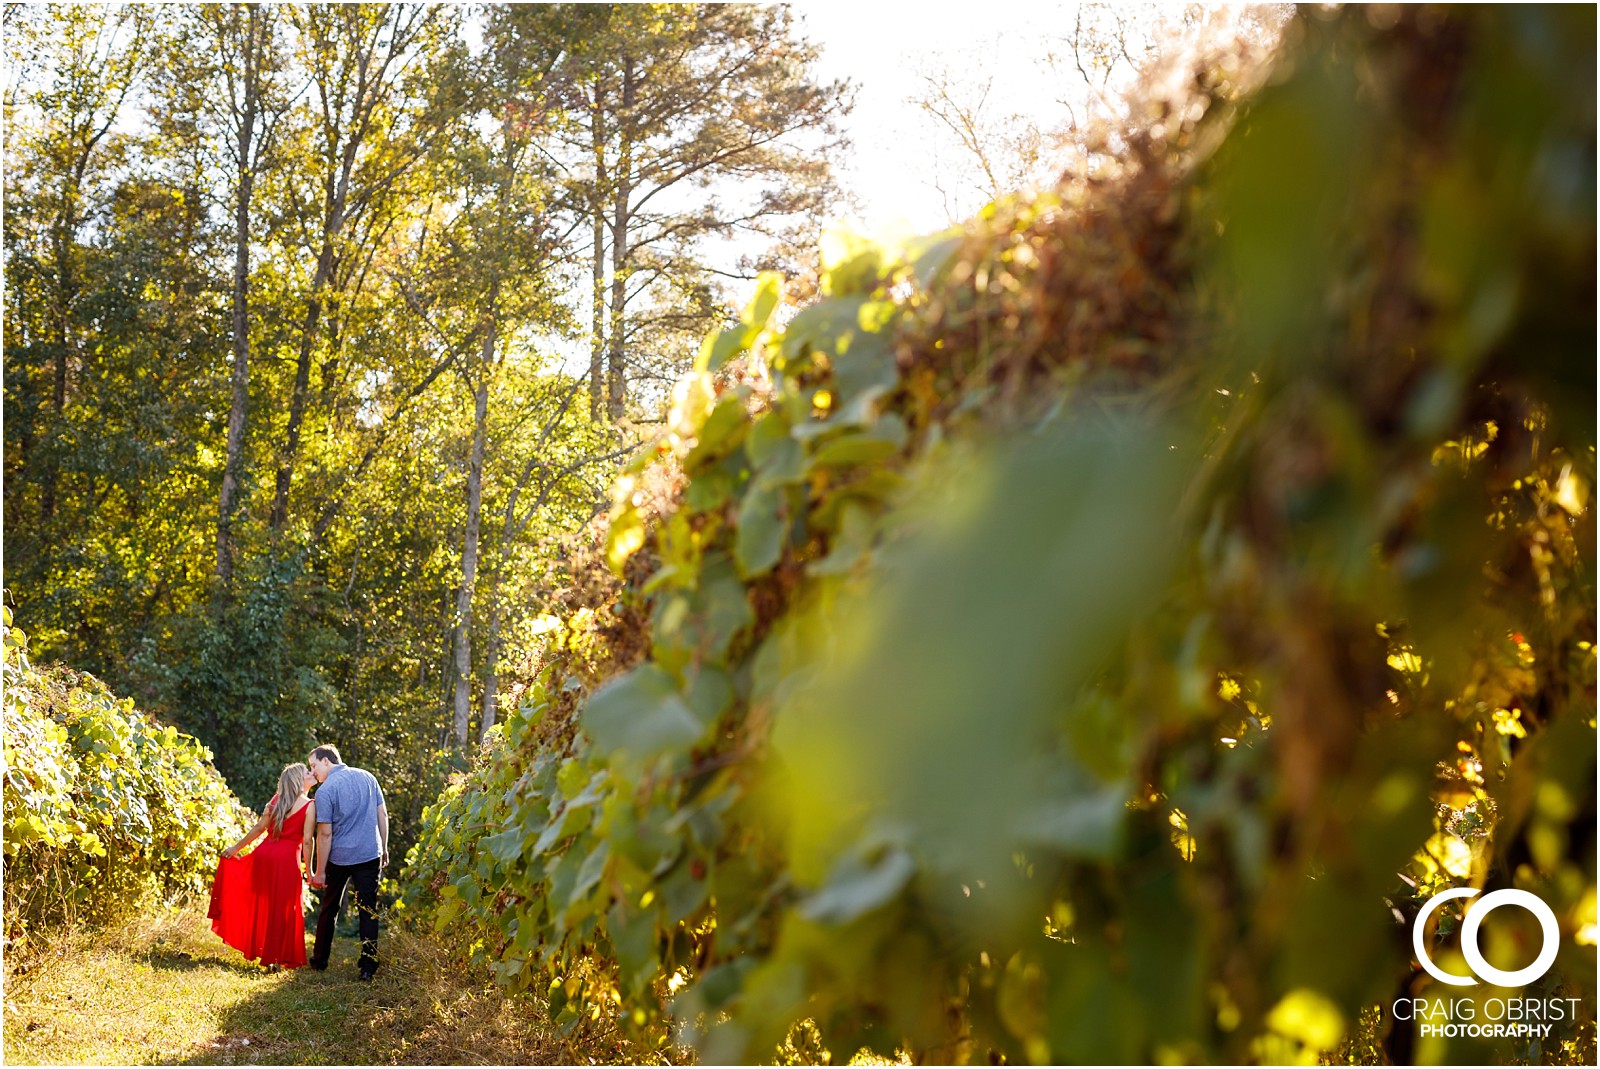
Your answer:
[223,812,270,858]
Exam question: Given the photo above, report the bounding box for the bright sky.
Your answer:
[795,1,1098,236]
[800,2,969,235]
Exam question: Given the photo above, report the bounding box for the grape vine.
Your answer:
[397,9,1596,1063]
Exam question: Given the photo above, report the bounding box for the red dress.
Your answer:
[208,799,309,967]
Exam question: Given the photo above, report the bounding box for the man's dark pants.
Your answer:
[310,857,380,976]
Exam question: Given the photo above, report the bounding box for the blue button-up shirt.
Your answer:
[316,764,385,866]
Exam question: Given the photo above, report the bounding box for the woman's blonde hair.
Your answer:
[267,763,309,834]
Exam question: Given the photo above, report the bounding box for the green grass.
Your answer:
[2,902,622,1065]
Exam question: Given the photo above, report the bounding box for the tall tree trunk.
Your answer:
[270,240,336,532]
[479,579,501,743]
[607,174,630,422]
[606,62,635,422]
[588,90,607,421]
[590,207,607,421]
[270,23,366,533]
[51,205,75,416]
[217,5,261,590]
[43,193,78,522]
[451,324,494,748]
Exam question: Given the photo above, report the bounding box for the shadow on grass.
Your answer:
[171,924,571,1067]
[174,930,391,1067]
[143,948,265,978]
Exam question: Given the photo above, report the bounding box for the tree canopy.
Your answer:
[3,2,849,851]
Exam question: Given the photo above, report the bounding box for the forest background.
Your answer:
[1,0,1217,868]
[3,2,861,850]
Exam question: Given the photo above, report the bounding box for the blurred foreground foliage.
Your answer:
[399,8,1595,1064]
[2,606,251,959]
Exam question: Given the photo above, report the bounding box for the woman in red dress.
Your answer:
[208,762,316,968]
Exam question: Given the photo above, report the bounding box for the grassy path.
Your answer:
[2,904,582,1065]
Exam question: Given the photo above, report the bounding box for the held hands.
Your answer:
[310,870,326,890]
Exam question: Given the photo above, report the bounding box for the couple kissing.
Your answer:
[207,744,388,980]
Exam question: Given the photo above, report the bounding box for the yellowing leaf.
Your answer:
[1554,464,1589,515]
[742,271,783,329]
[1423,832,1474,878]
[1573,887,1596,947]
[1491,706,1527,738]
[666,372,715,456]
[1169,807,1197,862]
[820,227,884,296]
[1387,649,1423,674]
[607,508,646,573]
[1266,988,1345,1051]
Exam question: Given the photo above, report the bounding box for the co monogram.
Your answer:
[1413,887,1560,988]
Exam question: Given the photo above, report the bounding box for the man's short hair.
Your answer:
[310,744,342,765]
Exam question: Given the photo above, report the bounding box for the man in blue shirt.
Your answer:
[306,743,389,980]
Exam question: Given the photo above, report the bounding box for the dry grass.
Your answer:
[1,901,603,1065]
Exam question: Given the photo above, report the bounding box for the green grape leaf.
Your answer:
[734,483,785,579]
[1014,772,1129,859]
[685,469,734,513]
[779,298,865,362]
[689,555,755,662]
[570,840,611,909]
[799,846,915,925]
[582,665,705,764]
[746,407,794,469]
[684,665,735,728]
[698,323,756,373]
[609,901,663,998]
[810,501,877,577]
[685,395,750,471]
[809,414,909,469]
[830,332,897,413]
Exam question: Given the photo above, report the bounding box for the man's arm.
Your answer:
[376,804,389,869]
[313,822,332,888]
[300,800,316,875]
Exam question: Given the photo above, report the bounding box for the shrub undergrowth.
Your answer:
[3,605,252,961]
